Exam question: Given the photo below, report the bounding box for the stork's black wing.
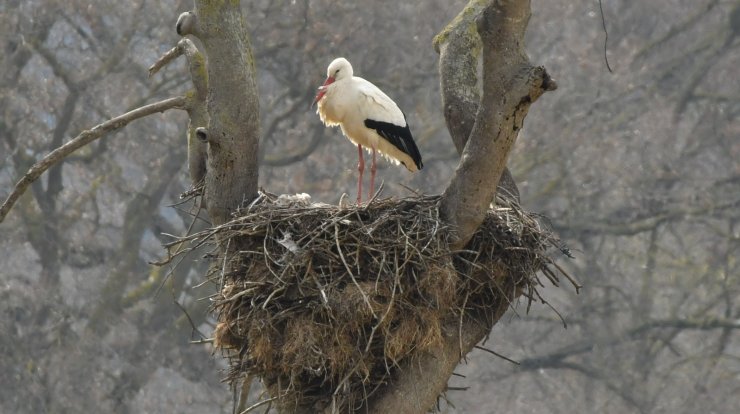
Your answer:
[364,116,423,170]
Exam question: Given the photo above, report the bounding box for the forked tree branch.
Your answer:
[440,0,556,251]
[364,1,555,412]
[0,96,189,223]
[434,0,520,201]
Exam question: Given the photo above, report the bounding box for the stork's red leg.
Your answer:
[357,144,365,204]
[369,148,377,202]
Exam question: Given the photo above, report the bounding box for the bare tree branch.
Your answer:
[439,0,556,250]
[514,316,740,373]
[262,127,323,167]
[557,199,740,237]
[0,96,189,223]
[634,0,720,60]
[434,0,520,201]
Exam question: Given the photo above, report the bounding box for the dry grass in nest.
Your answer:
[174,191,574,411]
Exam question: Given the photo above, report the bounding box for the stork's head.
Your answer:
[312,58,353,107]
[326,57,353,80]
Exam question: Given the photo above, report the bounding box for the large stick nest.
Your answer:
[198,191,569,411]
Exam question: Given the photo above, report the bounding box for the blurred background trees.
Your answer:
[1,0,737,413]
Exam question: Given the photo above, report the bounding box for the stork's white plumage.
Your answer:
[312,57,423,204]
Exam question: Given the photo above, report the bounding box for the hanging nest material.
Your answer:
[194,191,571,411]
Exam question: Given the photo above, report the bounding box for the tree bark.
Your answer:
[439,0,556,251]
[188,0,261,225]
[365,295,513,414]
[435,0,520,202]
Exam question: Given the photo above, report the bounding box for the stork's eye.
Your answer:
[334,69,340,76]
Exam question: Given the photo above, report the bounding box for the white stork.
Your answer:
[312,57,423,204]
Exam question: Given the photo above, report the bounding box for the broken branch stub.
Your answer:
[149,37,209,187]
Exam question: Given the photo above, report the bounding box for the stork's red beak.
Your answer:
[311,76,335,108]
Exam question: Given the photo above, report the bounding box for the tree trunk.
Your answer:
[188,0,261,225]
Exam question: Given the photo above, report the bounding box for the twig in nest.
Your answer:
[335,223,377,319]
[474,345,520,365]
[458,293,471,358]
[550,260,582,293]
[364,268,399,354]
[365,181,386,206]
[445,386,470,391]
[237,395,280,414]
[179,182,204,200]
[190,338,214,344]
[533,288,568,329]
[399,183,422,196]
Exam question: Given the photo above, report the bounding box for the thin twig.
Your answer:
[598,0,613,73]
[474,345,520,365]
[550,261,582,293]
[335,224,377,319]
[365,181,386,206]
[364,268,398,354]
[174,300,207,340]
[238,395,280,414]
[445,386,470,391]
